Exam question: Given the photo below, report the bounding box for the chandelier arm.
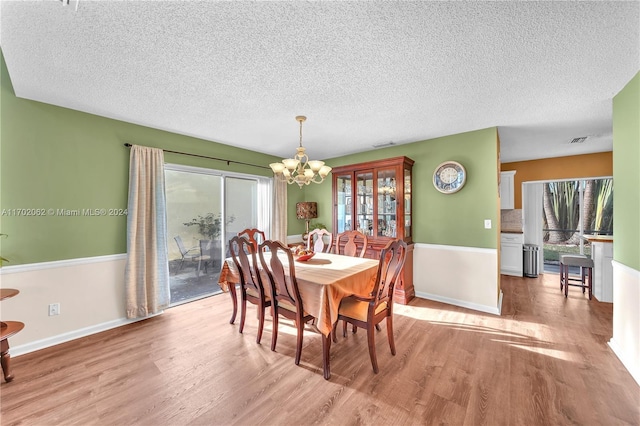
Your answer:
[272,170,327,185]
[272,172,299,186]
[309,175,327,184]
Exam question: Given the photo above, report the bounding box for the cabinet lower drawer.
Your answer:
[501,233,524,244]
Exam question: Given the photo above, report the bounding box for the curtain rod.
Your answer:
[123,143,271,170]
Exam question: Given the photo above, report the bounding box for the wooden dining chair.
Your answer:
[229,236,271,344]
[335,230,370,334]
[258,240,315,365]
[238,228,266,252]
[307,228,333,253]
[332,239,408,373]
[335,230,368,258]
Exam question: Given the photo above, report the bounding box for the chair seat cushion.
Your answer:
[338,297,387,322]
[276,299,310,317]
[246,286,270,300]
[560,254,594,268]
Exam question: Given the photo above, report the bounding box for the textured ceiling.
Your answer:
[1,1,638,163]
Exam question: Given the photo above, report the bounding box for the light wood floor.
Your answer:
[1,273,639,425]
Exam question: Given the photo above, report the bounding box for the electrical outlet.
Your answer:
[48,303,60,316]
[484,219,492,229]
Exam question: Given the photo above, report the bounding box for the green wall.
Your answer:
[292,127,500,249]
[0,52,279,265]
[2,44,500,264]
[613,71,640,270]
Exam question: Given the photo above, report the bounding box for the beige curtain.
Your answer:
[124,145,170,319]
[272,177,288,244]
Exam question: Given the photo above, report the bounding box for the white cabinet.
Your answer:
[500,171,516,210]
[501,233,523,276]
[591,241,613,302]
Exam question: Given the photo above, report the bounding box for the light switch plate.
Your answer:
[484,219,492,229]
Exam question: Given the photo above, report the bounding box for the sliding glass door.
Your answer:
[224,177,271,243]
[165,164,271,305]
[542,177,613,272]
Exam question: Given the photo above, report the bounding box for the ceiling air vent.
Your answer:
[569,136,588,144]
[372,141,396,149]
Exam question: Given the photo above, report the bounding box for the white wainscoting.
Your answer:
[0,254,139,356]
[608,260,640,386]
[412,243,501,315]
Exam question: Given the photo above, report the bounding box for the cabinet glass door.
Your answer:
[377,168,397,238]
[355,171,374,236]
[335,174,352,233]
[404,167,412,238]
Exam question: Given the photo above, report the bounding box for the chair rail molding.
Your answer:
[0,253,127,274]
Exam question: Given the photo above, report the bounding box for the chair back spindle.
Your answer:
[307,229,333,253]
[336,230,368,258]
[238,228,266,252]
[372,239,407,304]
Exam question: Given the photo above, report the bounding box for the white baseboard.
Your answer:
[608,338,640,386]
[414,290,503,316]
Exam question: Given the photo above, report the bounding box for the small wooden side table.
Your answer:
[1,288,24,382]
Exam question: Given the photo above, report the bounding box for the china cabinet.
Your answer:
[332,156,415,304]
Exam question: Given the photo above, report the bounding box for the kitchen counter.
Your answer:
[582,234,613,243]
[501,229,523,234]
[582,236,613,303]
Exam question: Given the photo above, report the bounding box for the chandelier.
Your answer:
[269,116,332,188]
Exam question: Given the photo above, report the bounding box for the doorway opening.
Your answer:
[524,177,613,275]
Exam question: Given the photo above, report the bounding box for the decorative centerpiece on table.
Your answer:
[291,245,315,262]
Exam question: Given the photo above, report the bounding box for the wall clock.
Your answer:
[433,161,466,194]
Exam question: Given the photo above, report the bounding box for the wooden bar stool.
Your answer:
[559,254,594,299]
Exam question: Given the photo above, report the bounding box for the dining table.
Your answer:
[218,251,380,379]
